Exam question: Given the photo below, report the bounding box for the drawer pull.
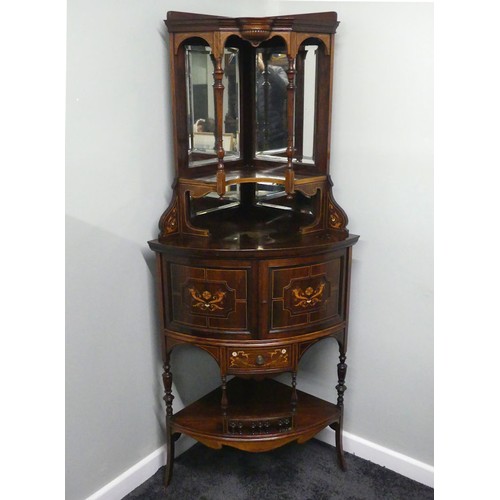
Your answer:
[255,355,265,366]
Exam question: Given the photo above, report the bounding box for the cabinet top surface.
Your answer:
[149,231,359,257]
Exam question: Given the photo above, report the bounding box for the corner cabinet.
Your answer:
[148,10,359,487]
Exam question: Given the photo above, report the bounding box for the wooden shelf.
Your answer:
[180,165,326,188]
[189,204,316,240]
[171,378,340,452]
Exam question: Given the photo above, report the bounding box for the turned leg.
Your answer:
[334,341,347,470]
[291,371,298,407]
[162,352,175,486]
[221,374,228,413]
[336,348,347,408]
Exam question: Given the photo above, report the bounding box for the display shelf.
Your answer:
[172,377,341,452]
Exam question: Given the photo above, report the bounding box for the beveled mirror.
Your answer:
[186,45,241,167]
[254,48,288,160]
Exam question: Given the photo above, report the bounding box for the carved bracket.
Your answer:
[326,180,349,235]
[158,195,179,238]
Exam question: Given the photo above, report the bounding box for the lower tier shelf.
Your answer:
[171,377,340,452]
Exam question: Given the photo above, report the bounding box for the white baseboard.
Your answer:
[315,427,434,488]
[86,430,433,498]
[85,446,166,500]
[85,435,196,500]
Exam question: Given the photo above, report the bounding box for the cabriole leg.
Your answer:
[330,420,346,471]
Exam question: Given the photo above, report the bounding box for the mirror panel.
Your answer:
[294,45,318,166]
[255,182,288,208]
[254,49,289,160]
[190,185,240,217]
[186,45,241,167]
[223,48,240,160]
[186,45,216,166]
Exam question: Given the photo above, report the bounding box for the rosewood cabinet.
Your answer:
[148,10,359,487]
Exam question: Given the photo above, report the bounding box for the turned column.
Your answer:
[213,52,226,196]
[285,54,296,196]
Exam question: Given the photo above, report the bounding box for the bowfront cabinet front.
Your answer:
[148,10,359,488]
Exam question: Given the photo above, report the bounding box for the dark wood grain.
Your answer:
[150,10,358,487]
[171,378,341,452]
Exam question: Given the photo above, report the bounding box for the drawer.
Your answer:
[227,346,293,373]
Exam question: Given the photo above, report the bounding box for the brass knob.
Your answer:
[255,355,265,366]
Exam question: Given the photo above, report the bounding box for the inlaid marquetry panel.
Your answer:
[284,275,330,315]
[269,257,344,332]
[169,264,249,332]
[184,279,235,318]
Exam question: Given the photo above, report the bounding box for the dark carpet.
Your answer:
[123,439,433,499]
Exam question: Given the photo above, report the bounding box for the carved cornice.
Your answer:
[165,11,339,36]
[237,18,274,45]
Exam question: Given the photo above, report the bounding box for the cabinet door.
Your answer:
[261,250,347,337]
[164,259,254,337]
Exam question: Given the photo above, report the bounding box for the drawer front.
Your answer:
[266,253,346,334]
[169,263,250,333]
[227,346,292,373]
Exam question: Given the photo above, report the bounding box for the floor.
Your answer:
[123,439,434,499]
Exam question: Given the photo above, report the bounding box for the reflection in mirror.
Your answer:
[186,45,240,167]
[186,45,215,166]
[255,182,289,208]
[255,49,288,160]
[223,48,240,159]
[254,182,317,221]
[294,45,317,165]
[190,185,240,217]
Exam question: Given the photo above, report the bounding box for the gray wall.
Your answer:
[66,1,433,498]
[274,1,434,465]
[66,1,270,499]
